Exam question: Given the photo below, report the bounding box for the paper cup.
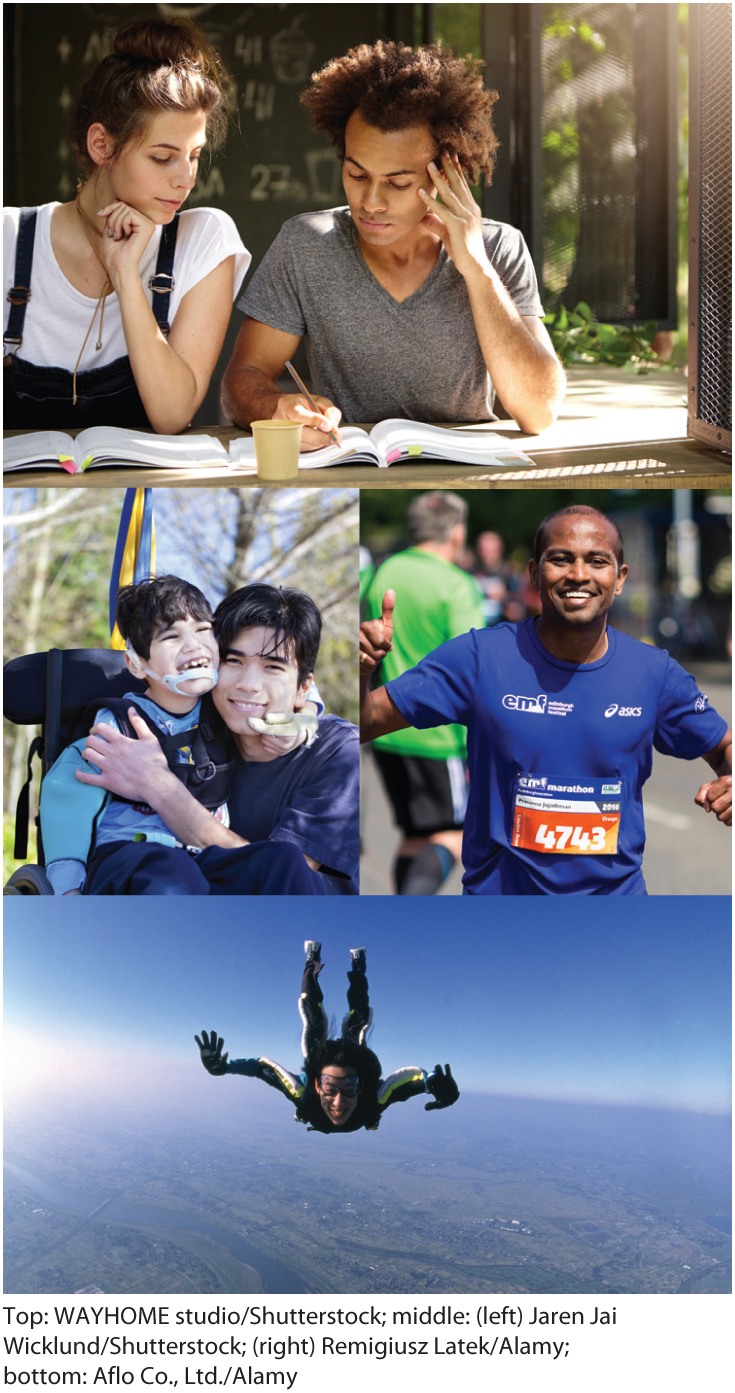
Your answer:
[251,420,303,480]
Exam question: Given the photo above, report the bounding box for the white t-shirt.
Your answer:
[3,203,251,371]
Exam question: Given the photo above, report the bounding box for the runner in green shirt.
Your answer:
[363,492,484,895]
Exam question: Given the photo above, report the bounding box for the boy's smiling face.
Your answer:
[213,624,312,759]
[128,613,220,713]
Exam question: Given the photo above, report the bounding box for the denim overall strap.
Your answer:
[3,207,37,361]
[4,208,184,428]
[148,211,180,336]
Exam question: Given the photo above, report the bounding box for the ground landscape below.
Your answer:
[4,1094,730,1296]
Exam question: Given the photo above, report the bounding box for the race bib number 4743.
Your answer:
[512,774,622,855]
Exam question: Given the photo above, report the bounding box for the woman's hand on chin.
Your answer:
[97,200,157,284]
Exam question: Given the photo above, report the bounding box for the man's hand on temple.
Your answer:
[418,152,490,281]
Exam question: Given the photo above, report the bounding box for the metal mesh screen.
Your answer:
[696,5,732,431]
[422,4,678,327]
[540,4,637,319]
[633,8,676,320]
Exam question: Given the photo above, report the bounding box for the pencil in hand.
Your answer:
[284,360,340,447]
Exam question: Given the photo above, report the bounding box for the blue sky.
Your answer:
[4,895,731,1116]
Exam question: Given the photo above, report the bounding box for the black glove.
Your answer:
[424,1063,459,1111]
[195,1029,229,1076]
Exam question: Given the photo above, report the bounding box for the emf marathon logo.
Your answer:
[695,693,708,712]
[519,775,548,789]
[503,693,547,714]
[604,704,642,718]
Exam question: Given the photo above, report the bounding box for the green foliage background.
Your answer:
[425,3,691,364]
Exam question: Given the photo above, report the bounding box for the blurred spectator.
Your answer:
[455,542,478,575]
[504,554,542,622]
[363,492,484,896]
[472,531,510,626]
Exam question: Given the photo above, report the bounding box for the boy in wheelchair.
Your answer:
[40,576,319,895]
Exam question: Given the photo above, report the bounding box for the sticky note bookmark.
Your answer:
[407,445,423,456]
[79,455,95,472]
[57,455,78,475]
[386,448,402,463]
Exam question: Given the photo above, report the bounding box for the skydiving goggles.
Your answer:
[318,1074,361,1097]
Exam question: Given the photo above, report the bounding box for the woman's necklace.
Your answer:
[73,196,114,404]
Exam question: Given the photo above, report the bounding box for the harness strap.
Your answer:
[156,722,217,785]
[148,212,179,337]
[112,705,219,786]
[81,696,233,809]
[4,207,37,358]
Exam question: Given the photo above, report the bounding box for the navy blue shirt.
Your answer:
[387,619,727,895]
[226,715,359,894]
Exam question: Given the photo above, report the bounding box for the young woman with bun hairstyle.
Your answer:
[3,18,250,431]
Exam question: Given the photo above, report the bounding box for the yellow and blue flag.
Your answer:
[109,488,156,649]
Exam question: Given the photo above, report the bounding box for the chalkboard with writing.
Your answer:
[6,3,406,422]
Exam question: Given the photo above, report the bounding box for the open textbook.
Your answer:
[3,420,535,473]
[229,419,536,468]
[3,428,231,474]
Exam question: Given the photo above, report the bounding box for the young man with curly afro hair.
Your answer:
[222,41,565,449]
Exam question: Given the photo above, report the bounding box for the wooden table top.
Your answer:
[4,369,731,491]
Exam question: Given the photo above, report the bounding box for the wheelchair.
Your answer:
[3,647,145,894]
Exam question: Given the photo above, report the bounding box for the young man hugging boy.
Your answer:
[40,576,319,896]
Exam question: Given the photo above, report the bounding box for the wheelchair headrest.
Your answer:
[3,649,147,727]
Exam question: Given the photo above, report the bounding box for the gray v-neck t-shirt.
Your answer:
[237,207,543,423]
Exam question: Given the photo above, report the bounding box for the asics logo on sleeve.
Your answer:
[503,693,547,714]
[604,704,642,718]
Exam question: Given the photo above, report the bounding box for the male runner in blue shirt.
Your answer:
[360,505,731,895]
